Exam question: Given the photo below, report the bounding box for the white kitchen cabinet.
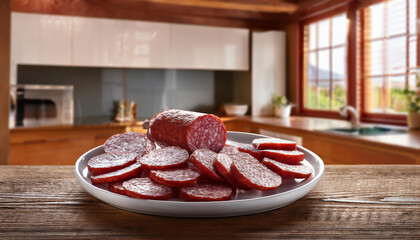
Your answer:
[12,13,249,71]
[11,13,41,65]
[119,20,170,68]
[38,15,72,65]
[11,13,72,66]
[218,27,249,70]
[72,17,122,67]
[170,24,220,69]
[170,24,249,70]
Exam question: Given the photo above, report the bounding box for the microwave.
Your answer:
[10,84,74,128]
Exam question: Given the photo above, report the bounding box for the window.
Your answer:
[303,13,348,112]
[361,0,418,116]
[299,0,419,124]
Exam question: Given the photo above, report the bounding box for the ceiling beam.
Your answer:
[140,0,298,13]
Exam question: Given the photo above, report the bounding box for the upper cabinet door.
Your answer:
[12,13,72,66]
[219,28,249,70]
[170,24,249,70]
[11,13,41,65]
[170,24,221,70]
[38,15,72,65]
[72,17,122,67]
[119,20,171,68]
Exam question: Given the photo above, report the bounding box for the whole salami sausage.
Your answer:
[147,109,227,153]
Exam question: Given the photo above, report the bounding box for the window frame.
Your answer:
[297,0,419,125]
[299,6,353,119]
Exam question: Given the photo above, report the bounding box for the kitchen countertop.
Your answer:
[1,165,419,239]
[223,116,420,152]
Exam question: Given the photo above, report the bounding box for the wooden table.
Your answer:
[1,165,419,239]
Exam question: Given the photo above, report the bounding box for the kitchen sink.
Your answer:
[325,126,407,136]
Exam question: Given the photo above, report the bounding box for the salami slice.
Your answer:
[139,146,189,170]
[259,150,304,165]
[189,149,225,182]
[262,158,313,179]
[179,183,233,201]
[252,138,297,151]
[225,140,262,161]
[231,157,282,191]
[104,132,149,157]
[147,109,227,153]
[150,168,200,187]
[214,153,251,189]
[108,180,128,195]
[91,162,142,184]
[87,152,137,174]
[123,178,173,200]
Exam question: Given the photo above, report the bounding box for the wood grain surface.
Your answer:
[0,165,419,239]
[0,0,10,165]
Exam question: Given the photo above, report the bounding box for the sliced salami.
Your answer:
[252,138,297,151]
[104,132,148,157]
[91,162,142,184]
[139,146,189,170]
[147,109,227,153]
[150,168,200,187]
[189,149,225,182]
[180,183,233,201]
[262,158,313,179]
[108,180,128,195]
[87,152,137,174]
[123,178,173,200]
[214,153,251,189]
[259,150,304,165]
[231,157,282,191]
[225,140,262,161]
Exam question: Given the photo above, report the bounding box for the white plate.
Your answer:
[75,131,324,217]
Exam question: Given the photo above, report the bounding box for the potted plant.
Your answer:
[271,94,293,118]
[404,70,420,129]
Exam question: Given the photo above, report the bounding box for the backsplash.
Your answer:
[17,65,250,121]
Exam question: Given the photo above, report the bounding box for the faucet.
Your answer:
[339,106,359,129]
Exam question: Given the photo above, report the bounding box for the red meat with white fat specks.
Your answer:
[87,152,137,174]
[231,157,282,191]
[252,138,297,151]
[150,168,200,187]
[104,132,150,157]
[122,178,173,200]
[259,149,304,165]
[108,180,128,195]
[90,162,142,184]
[262,158,313,178]
[180,182,233,201]
[214,153,251,190]
[147,109,227,153]
[189,149,225,182]
[225,140,263,161]
[139,146,189,170]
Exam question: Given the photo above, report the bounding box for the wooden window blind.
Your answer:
[360,0,418,117]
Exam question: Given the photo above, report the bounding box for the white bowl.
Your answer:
[223,104,248,116]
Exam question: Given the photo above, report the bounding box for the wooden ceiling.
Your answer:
[11,0,319,30]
